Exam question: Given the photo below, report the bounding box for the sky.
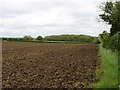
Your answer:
[0,0,111,38]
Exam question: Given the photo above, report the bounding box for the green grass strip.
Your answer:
[93,45,118,88]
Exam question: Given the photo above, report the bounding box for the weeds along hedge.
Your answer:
[102,32,120,52]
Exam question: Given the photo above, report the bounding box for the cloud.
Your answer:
[0,0,110,37]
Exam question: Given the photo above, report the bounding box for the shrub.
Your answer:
[93,38,101,44]
[108,32,120,51]
[102,32,120,51]
[23,35,33,41]
[36,36,43,41]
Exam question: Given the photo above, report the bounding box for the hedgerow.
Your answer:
[101,31,120,52]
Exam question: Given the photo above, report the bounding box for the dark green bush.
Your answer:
[36,36,43,41]
[102,32,120,51]
[108,32,120,51]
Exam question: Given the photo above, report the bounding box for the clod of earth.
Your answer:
[2,42,100,88]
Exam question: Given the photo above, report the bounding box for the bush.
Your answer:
[102,32,120,51]
[93,38,101,44]
[102,34,110,49]
[23,35,33,41]
[108,32,120,51]
[36,36,43,41]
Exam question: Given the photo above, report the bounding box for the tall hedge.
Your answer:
[101,32,120,52]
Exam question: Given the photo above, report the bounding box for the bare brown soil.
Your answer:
[2,42,99,88]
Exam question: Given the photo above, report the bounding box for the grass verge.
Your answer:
[93,45,118,88]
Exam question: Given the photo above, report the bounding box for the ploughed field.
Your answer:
[2,42,99,88]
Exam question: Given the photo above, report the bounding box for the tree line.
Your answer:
[1,35,43,41]
[0,34,100,44]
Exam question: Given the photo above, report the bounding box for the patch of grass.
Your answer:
[93,45,118,88]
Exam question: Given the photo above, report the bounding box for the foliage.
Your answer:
[36,36,43,41]
[99,1,120,36]
[2,37,33,41]
[44,34,100,44]
[1,38,23,41]
[92,38,101,44]
[1,34,100,44]
[78,36,92,42]
[23,35,33,41]
[107,32,120,51]
[99,31,120,51]
[99,0,120,51]
[99,31,109,40]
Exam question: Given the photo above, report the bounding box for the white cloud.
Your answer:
[0,0,110,37]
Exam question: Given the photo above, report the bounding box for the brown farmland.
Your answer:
[2,42,99,88]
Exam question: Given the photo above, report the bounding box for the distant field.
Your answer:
[2,42,99,88]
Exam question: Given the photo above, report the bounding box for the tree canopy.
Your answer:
[36,36,43,41]
[99,1,120,36]
[23,35,33,40]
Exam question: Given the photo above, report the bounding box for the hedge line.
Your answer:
[101,32,120,52]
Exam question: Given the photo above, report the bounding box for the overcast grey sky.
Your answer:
[0,0,111,37]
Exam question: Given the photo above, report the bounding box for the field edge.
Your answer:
[92,45,118,88]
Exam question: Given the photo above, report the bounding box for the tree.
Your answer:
[23,35,33,41]
[36,36,43,41]
[99,1,120,36]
